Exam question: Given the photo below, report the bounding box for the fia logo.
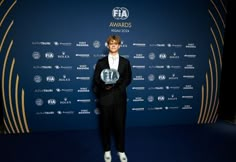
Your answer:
[100,69,120,84]
[45,52,54,59]
[112,7,129,20]
[48,99,56,105]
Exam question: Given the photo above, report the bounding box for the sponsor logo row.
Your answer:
[32,41,196,49]
[35,104,193,116]
[34,95,193,107]
[32,51,197,60]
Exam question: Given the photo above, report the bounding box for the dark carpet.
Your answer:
[0,120,235,162]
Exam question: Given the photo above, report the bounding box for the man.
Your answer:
[93,35,132,162]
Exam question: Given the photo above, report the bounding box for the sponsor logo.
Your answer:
[184,64,195,69]
[75,54,90,57]
[54,42,72,46]
[132,65,145,69]
[132,87,145,90]
[77,65,89,70]
[182,96,194,99]
[93,40,100,48]
[46,76,55,82]
[166,65,181,69]
[165,106,179,110]
[76,77,90,80]
[77,88,90,93]
[169,74,178,80]
[78,109,91,115]
[56,88,73,92]
[77,99,91,103]
[147,96,154,102]
[148,52,156,60]
[34,89,53,93]
[158,75,166,80]
[58,75,71,82]
[133,97,144,102]
[167,43,182,48]
[133,53,145,59]
[60,98,72,104]
[165,86,180,90]
[32,51,41,59]
[185,43,196,48]
[182,105,193,109]
[34,75,42,83]
[183,75,195,79]
[35,98,43,106]
[57,111,74,115]
[48,99,56,105]
[58,51,70,59]
[183,85,194,90]
[76,42,89,47]
[184,54,196,58]
[159,53,167,59]
[32,42,51,45]
[132,43,146,47]
[149,65,165,69]
[133,75,144,81]
[148,87,164,90]
[168,94,178,101]
[157,96,165,101]
[112,7,129,20]
[36,111,55,115]
[131,107,144,111]
[54,65,73,69]
[169,52,179,59]
[149,44,165,47]
[33,66,52,69]
[45,52,54,59]
[148,74,155,81]
[147,107,163,111]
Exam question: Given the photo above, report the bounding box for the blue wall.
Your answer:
[0,0,227,133]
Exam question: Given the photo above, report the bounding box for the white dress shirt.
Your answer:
[108,53,119,70]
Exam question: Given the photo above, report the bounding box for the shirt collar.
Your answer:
[108,53,119,59]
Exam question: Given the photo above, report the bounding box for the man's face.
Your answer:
[108,40,120,54]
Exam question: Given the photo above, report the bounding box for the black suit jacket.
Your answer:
[93,56,132,107]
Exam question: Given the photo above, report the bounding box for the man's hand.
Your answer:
[105,86,113,90]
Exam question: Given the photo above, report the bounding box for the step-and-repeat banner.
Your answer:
[0,0,227,133]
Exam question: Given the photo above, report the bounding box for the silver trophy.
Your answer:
[100,69,120,84]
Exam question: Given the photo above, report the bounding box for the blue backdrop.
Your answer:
[0,0,227,133]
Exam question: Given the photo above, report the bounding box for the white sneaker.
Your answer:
[104,151,112,162]
[117,152,128,162]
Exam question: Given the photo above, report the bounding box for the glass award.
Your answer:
[100,69,120,85]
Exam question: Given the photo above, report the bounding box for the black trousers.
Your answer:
[99,103,127,152]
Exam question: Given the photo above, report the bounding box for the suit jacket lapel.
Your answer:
[105,56,110,69]
[118,56,122,73]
